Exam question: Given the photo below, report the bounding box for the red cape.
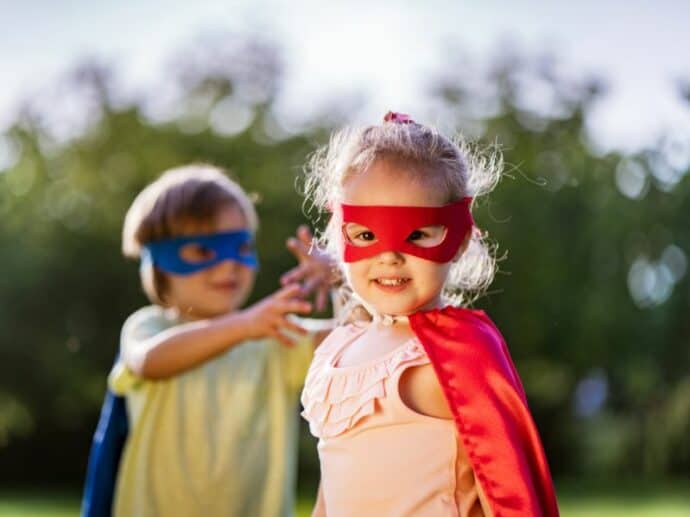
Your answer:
[409,306,559,517]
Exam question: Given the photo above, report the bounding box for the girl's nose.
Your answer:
[376,250,404,265]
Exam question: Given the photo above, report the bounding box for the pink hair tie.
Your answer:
[383,111,414,124]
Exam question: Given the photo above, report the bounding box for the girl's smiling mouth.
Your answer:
[372,277,411,291]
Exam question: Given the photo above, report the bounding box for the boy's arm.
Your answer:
[126,284,311,380]
[125,312,250,380]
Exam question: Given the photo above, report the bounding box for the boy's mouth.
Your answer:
[210,280,238,291]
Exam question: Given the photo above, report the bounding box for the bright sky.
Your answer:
[2,0,690,155]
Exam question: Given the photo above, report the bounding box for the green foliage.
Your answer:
[3,480,690,517]
[0,37,688,484]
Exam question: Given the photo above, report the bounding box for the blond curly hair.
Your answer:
[302,116,503,308]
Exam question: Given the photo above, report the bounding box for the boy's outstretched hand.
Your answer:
[239,283,312,348]
[282,225,336,312]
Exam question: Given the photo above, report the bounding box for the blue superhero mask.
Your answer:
[141,230,259,275]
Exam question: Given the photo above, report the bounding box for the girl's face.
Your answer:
[164,204,256,319]
[341,159,459,316]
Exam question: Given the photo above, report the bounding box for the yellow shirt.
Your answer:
[109,305,325,517]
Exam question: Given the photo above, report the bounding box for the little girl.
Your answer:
[300,112,559,516]
[83,164,333,517]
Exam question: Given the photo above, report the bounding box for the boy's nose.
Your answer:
[224,258,256,272]
[210,258,237,273]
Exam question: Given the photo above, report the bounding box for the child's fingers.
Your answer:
[278,317,308,336]
[297,225,313,246]
[276,283,304,300]
[316,286,329,312]
[281,298,313,314]
[280,264,309,286]
[286,236,310,262]
[269,329,296,348]
[300,277,321,297]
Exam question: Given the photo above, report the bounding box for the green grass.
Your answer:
[2,479,689,516]
[0,490,79,517]
[556,478,690,517]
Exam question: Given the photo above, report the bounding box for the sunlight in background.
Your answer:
[627,245,687,308]
[2,0,690,153]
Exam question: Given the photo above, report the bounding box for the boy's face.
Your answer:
[164,204,256,319]
[341,159,459,316]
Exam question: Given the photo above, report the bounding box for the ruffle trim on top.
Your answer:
[301,333,429,438]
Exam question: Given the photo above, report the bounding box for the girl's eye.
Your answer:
[406,226,447,248]
[343,224,377,247]
[179,243,216,263]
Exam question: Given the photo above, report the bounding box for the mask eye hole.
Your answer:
[238,240,255,256]
[343,223,378,247]
[179,243,216,263]
[406,225,447,248]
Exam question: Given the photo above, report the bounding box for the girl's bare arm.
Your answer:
[311,481,327,517]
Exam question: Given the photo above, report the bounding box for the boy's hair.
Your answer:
[303,118,503,307]
[122,164,258,304]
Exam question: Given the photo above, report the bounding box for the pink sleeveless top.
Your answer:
[301,324,487,517]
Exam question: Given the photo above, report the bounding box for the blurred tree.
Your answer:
[430,49,690,477]
[0,36,322,484]
[0,35,688,486]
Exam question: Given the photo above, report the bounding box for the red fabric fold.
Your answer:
[409,306,559,517]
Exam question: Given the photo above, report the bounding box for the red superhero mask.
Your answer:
[340,197,474,263]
